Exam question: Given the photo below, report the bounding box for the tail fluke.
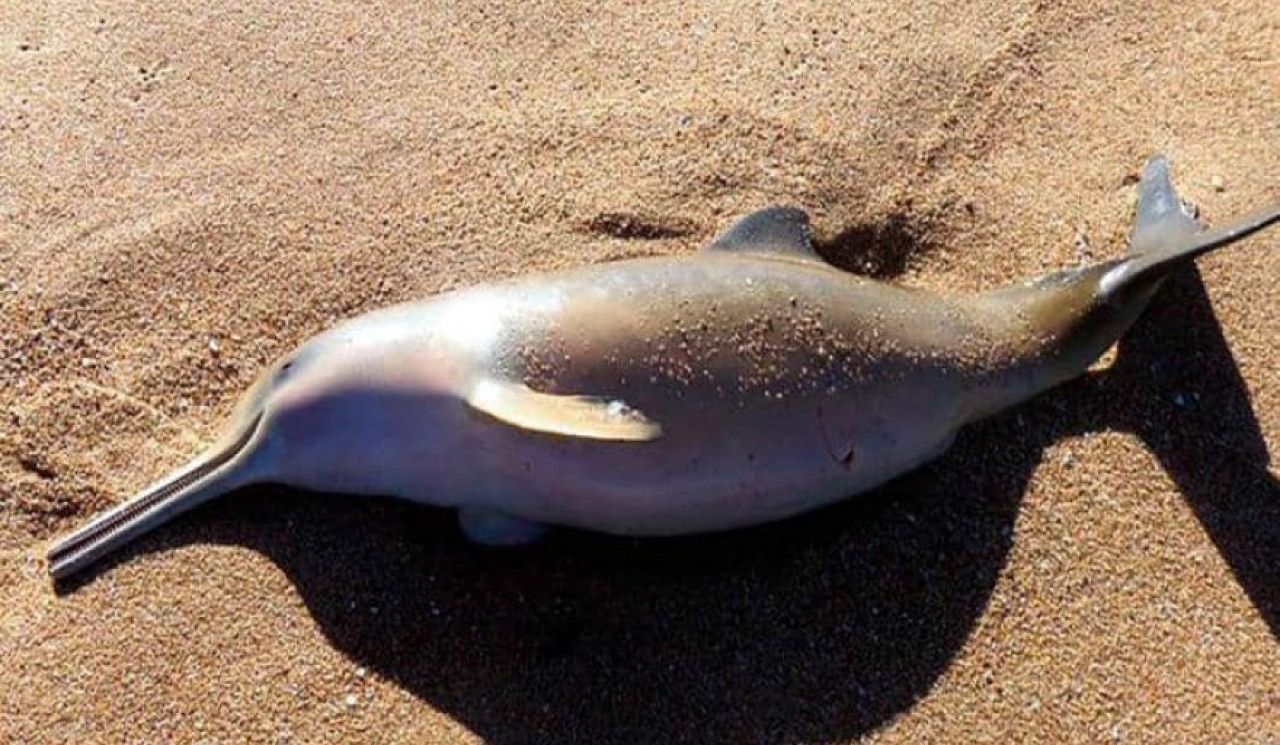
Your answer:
[1129,155,1202,254]
[1102,156,1280,298]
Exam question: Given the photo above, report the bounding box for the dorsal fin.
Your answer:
[465,379,662,442]
[704,206,824,263]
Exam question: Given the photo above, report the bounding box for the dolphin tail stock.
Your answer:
[1100,155,1280,300]
[45,412,270,582]
[970,155,1278,417]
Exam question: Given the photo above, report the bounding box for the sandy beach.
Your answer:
[2,1,1277,742]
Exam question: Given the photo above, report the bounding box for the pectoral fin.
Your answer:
[465,379,662,442]
[458,507,547,545]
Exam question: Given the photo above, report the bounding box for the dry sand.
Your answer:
[2,1,1278,743]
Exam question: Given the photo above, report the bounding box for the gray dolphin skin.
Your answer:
[47,156,1280,580]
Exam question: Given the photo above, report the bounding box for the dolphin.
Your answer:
[46,156,1279,580]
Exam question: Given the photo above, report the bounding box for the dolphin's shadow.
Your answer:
[175,440,1028,744]
[1099,268,1278,634]
[982,265,1278,638]
[59,266,1275,744]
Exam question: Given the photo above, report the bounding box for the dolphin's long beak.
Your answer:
[46,412,265,582]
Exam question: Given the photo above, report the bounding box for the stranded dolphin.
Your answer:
[46,156,1280,580]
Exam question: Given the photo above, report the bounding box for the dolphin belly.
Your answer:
[457,389,962,535]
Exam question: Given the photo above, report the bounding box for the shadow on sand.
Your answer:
[58,265,1276,744]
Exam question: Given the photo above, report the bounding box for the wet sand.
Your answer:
[2,1,1277,743]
